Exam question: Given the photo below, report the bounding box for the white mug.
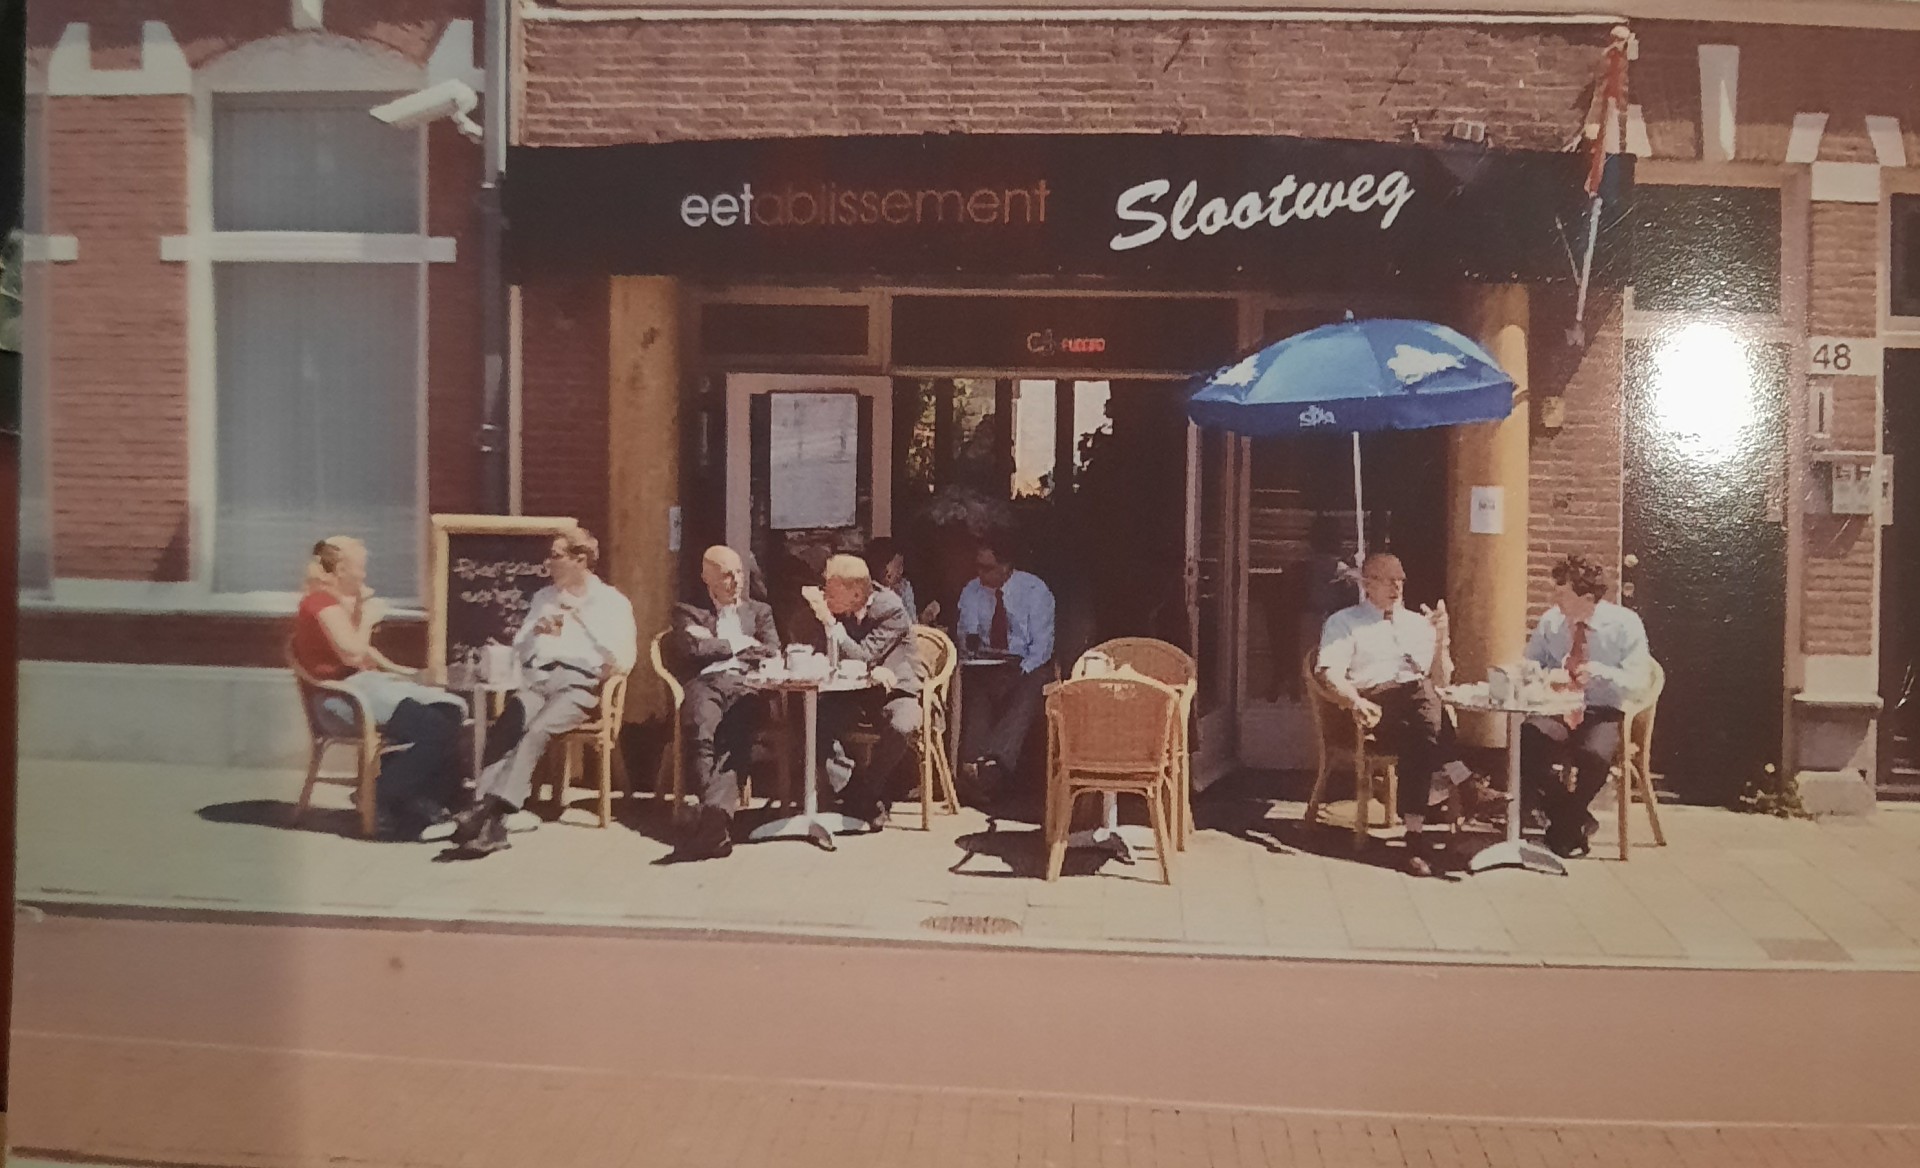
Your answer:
[1081,651,1113,678]
[1487,667,1512,704]
[480,643,514,685]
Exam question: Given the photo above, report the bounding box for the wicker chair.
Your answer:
[1610,657,1669,860]
[1042,673,1181,884]
[1302,652,1401,851]
[286,641,389,839]
[543,671,631,828]
[648,631,691,822]
[911,625,963,829]
[1075,638,1197,849]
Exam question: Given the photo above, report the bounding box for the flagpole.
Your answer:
[1351,430,1366,575]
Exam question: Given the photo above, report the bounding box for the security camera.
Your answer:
[370,79,482,143]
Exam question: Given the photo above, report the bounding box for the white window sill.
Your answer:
[24,580,424,620]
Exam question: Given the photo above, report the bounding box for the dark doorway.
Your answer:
[1622,333,1789,806]
[1880,350,1920,797]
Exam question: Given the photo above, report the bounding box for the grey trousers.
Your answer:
[959,663,1050,771]
[475,684,596,810]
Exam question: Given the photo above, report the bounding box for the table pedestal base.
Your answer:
[748,812,874,852]
[1468,838,1568,876]
[1062,794,1147,864]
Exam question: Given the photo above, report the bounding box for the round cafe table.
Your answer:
[740,670,880,851]
[1440,682,1584,876]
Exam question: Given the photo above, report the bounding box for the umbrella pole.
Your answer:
[1351,431,1367,579]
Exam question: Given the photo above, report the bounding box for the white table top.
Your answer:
[1440,681,1584,718]
[739,671,879,694]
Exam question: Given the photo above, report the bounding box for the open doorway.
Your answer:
[891,376,1190,671]
[1882,349,1920,797]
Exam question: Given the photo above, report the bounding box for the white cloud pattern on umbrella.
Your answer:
[1386,344,1464,383]
[1213,353,1265,387]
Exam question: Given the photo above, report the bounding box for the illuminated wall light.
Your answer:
[1649,321,1757,461]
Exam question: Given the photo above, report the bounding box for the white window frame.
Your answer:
[37,36,452,615]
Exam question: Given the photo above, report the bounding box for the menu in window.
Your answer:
[769,391,858,530]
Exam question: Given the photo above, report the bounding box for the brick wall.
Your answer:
[1803,200,1880,657]
[520,19,1606,146]
[28,0,486,663]
[519,274,612,551]
[27,0,470,67]
[1631,21,1920,165]
[1526,290,1625,619]
[45,94,190,580]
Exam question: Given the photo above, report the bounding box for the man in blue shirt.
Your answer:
[954,532,1056,806]
[1520,553,1654,858]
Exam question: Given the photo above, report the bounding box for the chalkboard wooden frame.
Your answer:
[427,513,577,685]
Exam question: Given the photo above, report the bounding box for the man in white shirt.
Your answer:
[954,533,1056,806]
[1521,553,1653,858]
[664,545,782,862]
[1316,551,1478,877]
[451,527,637,857]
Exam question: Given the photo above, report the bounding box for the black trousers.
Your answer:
[1363,678,1453,819]
[679,671,765,813]
[1520,709,1625,846]
[379,699,465,821]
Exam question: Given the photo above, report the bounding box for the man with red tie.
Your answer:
[1520,554,1654,858]
[954,532,1056,807]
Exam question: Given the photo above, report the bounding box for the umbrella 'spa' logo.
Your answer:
[1299,405,1337,427]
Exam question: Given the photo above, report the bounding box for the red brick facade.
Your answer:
[519,20,1606,148]
[1527,290,1625,620]
[23,2,1915,791]
[43,92,190,580]
[26,0,485,664]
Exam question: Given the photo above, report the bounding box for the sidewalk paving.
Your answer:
[11,1033,1920,1168]
[20,758,1920,970]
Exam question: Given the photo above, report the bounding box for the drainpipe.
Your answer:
[477,0,512,513]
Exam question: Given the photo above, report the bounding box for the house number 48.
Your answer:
[1808,336,1878,375]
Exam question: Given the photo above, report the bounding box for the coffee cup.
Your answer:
[1487,667,1512,704]
[837,659,866,680]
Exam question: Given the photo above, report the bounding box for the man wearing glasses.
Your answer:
[451,526,638,857]
[954,532,1056,807]
[1316,551,1483,876]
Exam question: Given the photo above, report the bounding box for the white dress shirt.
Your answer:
[1523,599,1652,712]
[515,575,639,688]
[955,570,1056,674]
[1317,600,1438,692]
[699,602,756,676]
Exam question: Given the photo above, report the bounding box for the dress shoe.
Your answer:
[453,811,512,858]
[448,800,496,846]
[1403,832,1435,878]
[1459,774,1508,821]
[867,804,891,832]
[1546,831,1590,859]
[669,806,734,862]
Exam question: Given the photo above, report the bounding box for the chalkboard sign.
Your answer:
[427,514,577,684]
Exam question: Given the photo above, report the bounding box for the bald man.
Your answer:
[664,545,782,861]
[1316,551,1481,877]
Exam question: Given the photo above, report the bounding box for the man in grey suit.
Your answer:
[803,553,923,830]
[665,545,782,861]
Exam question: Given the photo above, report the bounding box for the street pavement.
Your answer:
[9,914,1920,1167]
[19,758,1920,970]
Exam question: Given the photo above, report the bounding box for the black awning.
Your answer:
[504,133,1630,291]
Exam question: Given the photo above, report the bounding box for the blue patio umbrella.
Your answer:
[1186,317,1516,563]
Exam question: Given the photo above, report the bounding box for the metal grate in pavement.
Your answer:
[921,914,1022,936]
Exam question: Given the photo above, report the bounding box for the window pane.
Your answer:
[950,377,1000,494]
[1633,185,1780,314]
[214,264,419,596]
[213,92,420,233]
[1012,379,1056,498]
[1894,195,1920,318]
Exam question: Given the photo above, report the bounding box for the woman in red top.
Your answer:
[297,536,466,841]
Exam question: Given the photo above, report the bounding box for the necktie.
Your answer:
[989,588,1010,652]
[1565,620,1589,729]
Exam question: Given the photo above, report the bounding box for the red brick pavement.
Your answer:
[11,1032,1920,1168]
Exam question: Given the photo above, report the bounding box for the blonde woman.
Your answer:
[294,537,466,841]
